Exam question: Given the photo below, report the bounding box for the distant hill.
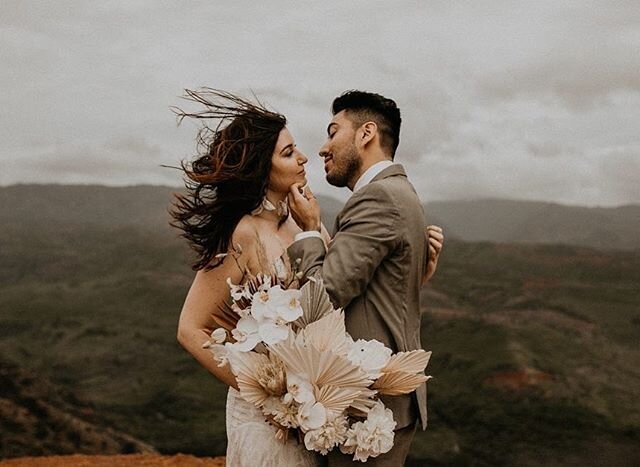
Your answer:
[425,199,640,250]
[0,184,341,236]
[0,184,175,233]
[1,185,637,250]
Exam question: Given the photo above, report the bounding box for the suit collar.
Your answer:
[370,163,406,183]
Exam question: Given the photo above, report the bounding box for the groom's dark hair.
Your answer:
[332,90,401,159]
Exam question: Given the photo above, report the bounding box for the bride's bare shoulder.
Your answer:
[229,215,263,263]
[232,215,259,243]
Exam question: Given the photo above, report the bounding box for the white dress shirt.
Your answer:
[294,160,397,241]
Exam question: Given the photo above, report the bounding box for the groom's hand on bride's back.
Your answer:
[422,225,444,284]
[288,183,321,232]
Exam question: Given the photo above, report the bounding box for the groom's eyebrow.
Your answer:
[327,123,337,134]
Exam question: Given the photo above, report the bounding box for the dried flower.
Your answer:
[262,396,300,428]
[340,401,396,462]
[256,354,287,397]
[304,415,349,455]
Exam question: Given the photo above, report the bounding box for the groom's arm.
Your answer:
[288,184,399,309]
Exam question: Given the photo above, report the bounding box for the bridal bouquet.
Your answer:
[204,254,431,462]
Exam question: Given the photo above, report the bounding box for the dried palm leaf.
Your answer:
[372,372,432,396]
[348,389,379,414]
[269,331,371,390]
[293,277,336,329]
[213,303,240,332]
[382,350,432,374]
[226,349,272,406]
[314,385,363,417]
[301,311,350,355]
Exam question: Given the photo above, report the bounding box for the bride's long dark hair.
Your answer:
[170,89,287,271]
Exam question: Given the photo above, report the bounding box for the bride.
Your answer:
[172,89,328,466]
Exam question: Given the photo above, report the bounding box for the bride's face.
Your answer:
[268,127,308,193]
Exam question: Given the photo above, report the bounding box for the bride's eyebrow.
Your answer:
[279,143,294,154]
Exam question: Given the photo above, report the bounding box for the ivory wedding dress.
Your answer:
[224,256,320,467]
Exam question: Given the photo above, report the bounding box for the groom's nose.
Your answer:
[318,140,329,158]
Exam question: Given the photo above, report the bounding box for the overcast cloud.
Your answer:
[1,0,638,206]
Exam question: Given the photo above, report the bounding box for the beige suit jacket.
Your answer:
[287,164,428,430]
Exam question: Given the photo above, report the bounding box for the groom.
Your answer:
[288,90,431,465]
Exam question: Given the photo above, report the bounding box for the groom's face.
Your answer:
[319,110,362,189]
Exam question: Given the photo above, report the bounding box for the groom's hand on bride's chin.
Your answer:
[288,183,321,232]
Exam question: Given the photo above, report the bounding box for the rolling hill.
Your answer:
[1,184,639,465]
[2,184,638,250]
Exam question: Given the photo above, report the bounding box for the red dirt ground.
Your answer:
[0,454,225,466]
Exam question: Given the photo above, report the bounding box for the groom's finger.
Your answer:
[429,237,442,252]
[303,185,316,200]
[289,183,308,205]
[429,231,444,243]
[427,228,444,243]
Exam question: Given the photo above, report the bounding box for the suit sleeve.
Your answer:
[287,184,400,309]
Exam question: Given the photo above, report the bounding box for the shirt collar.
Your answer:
[353,160,395,192]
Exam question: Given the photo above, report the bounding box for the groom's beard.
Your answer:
[326,143,362,188]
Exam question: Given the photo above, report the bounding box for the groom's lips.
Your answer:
[323,155,333,172]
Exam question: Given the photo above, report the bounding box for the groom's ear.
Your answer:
[358,121,377,149]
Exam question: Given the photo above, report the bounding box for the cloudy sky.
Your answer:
[1,0,638,206]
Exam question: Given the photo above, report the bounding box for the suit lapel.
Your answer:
[335,164,407,231]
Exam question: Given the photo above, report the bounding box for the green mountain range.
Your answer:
[1,184,639,465]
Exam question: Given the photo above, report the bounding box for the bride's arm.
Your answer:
[177,224,256,389]
[177,256,243,389]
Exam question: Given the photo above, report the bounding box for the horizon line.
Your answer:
[0,182,638,210]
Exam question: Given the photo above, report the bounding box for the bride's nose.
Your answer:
[298,152,308,164]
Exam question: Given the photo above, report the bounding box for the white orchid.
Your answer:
[268,286,304,322]
[256,321,289,345]
[206,343,229,368]
[286,373,315,404]
[226,277,252,302]
[251,285,303,323]
[297,401,327,431]
[246,285,304,346]
[201,327,227,349]
[347,339,392,379]
[230,317,261,352]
